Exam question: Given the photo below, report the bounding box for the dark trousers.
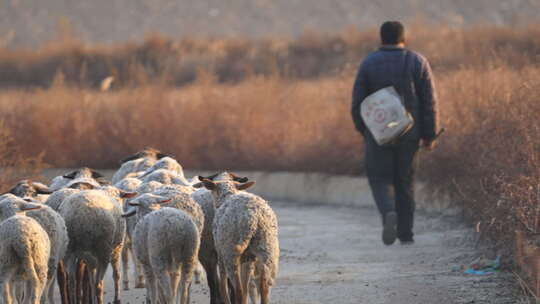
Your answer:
[364,135,419,240]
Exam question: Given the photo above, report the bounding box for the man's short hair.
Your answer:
[380,21,405,45]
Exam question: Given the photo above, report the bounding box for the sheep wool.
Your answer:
[0,214,51,304]
[59,189,125,304]
[132,207,200,304]
[25,203,69,304]
[44,188,80,211]
[210,181,279,304]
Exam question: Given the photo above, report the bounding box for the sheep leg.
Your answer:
[179,261,195,304]
[24,261,45,304]
[74,259,85,304]
[95,262,109,304]
[248,278,259,304]
[14,282,24,304]
[57,262,70,304]
[132,247,145,289]
[232,258,244,304]
[259,266,270,304]
[0,266,16,304]
[111,248,123,303]
[81,266,91,304]
[200,259,221,304]
[0,281,13,304]
[240,262,254,304]
[45,270,58,304]
[155,266,173,303]
[121,243,130,291]
[143,266,157,304]
[218,262,231,304]
[170,270,181,304]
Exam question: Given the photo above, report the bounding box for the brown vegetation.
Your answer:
[0,24,538,297]
[0,25,539,89]
[0,122,43,192]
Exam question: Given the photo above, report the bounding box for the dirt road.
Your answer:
[54,201,516,304]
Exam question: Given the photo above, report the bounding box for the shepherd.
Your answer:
[351,21,439,245]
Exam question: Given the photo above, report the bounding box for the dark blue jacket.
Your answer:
[351,46,438,141]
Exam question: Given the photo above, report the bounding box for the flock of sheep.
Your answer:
[0,148,280,304]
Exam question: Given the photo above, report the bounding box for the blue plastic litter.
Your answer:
[464,255,501,275]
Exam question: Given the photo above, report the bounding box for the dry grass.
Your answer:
[0,122,43,192]
[0,24,538,295]
[0,76,361,172]
[1,24,539,89]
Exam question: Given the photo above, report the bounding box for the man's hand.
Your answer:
[422,128,444,151]
[421,139,437,151]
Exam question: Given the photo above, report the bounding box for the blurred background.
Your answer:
[0,0,538,297]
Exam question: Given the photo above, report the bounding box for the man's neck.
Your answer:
[381,43,405,48]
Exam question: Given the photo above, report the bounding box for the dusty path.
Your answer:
[54,202,516,304]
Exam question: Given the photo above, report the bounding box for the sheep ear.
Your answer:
[158,199,172,205]
[230,173,248,183]
[69,182,96,190]
[20,203,42,212]
[236,181,255,191]
[192,182,204,189]
[201,179,216,191]
[199,173,218,181]
[91,170,104,179]
[96,178,111,186]
[156,152,170,159]
[120,191,138,199]
[63,171,77,179]
[33,183,52,195]
[119,154,140,164]
[121,208,137,218]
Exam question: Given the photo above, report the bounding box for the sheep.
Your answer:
[198,179,279,304]
[49,168,105,191]
[58,189,131,304]
[114,178,144,291]
[191,172,249,304]
[123,195,200,304]
[141,169,192,186]
[44,188,81,211]
[22,199,69,304]
[0,198,51,304]
[139,156,191,185]
[6,180,52,203]
[111,148,170,184]
[114,177,142,193]
[126,191,204,245]
[141,156,183,175]
[43,177,103,212]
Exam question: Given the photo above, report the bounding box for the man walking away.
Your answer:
[351,21,439,245]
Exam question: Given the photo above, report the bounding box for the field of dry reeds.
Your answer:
[0,24,538,296]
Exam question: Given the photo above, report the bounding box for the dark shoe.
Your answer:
[399,238,415,245]
[382,211,397,245]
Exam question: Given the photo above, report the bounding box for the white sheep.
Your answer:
[0,198,51,304]
[141,169,191,186]
[49,168,105,191]
[6,180,52,202]
[139,156,191,185]
[24,199,69,304]
[112,148,170,184]
[198,179,279,304]
[58,188,130,304]
[44,188,80,211]
[123,195,200,304]
[114,177,144,291]
[191,172,249,304]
